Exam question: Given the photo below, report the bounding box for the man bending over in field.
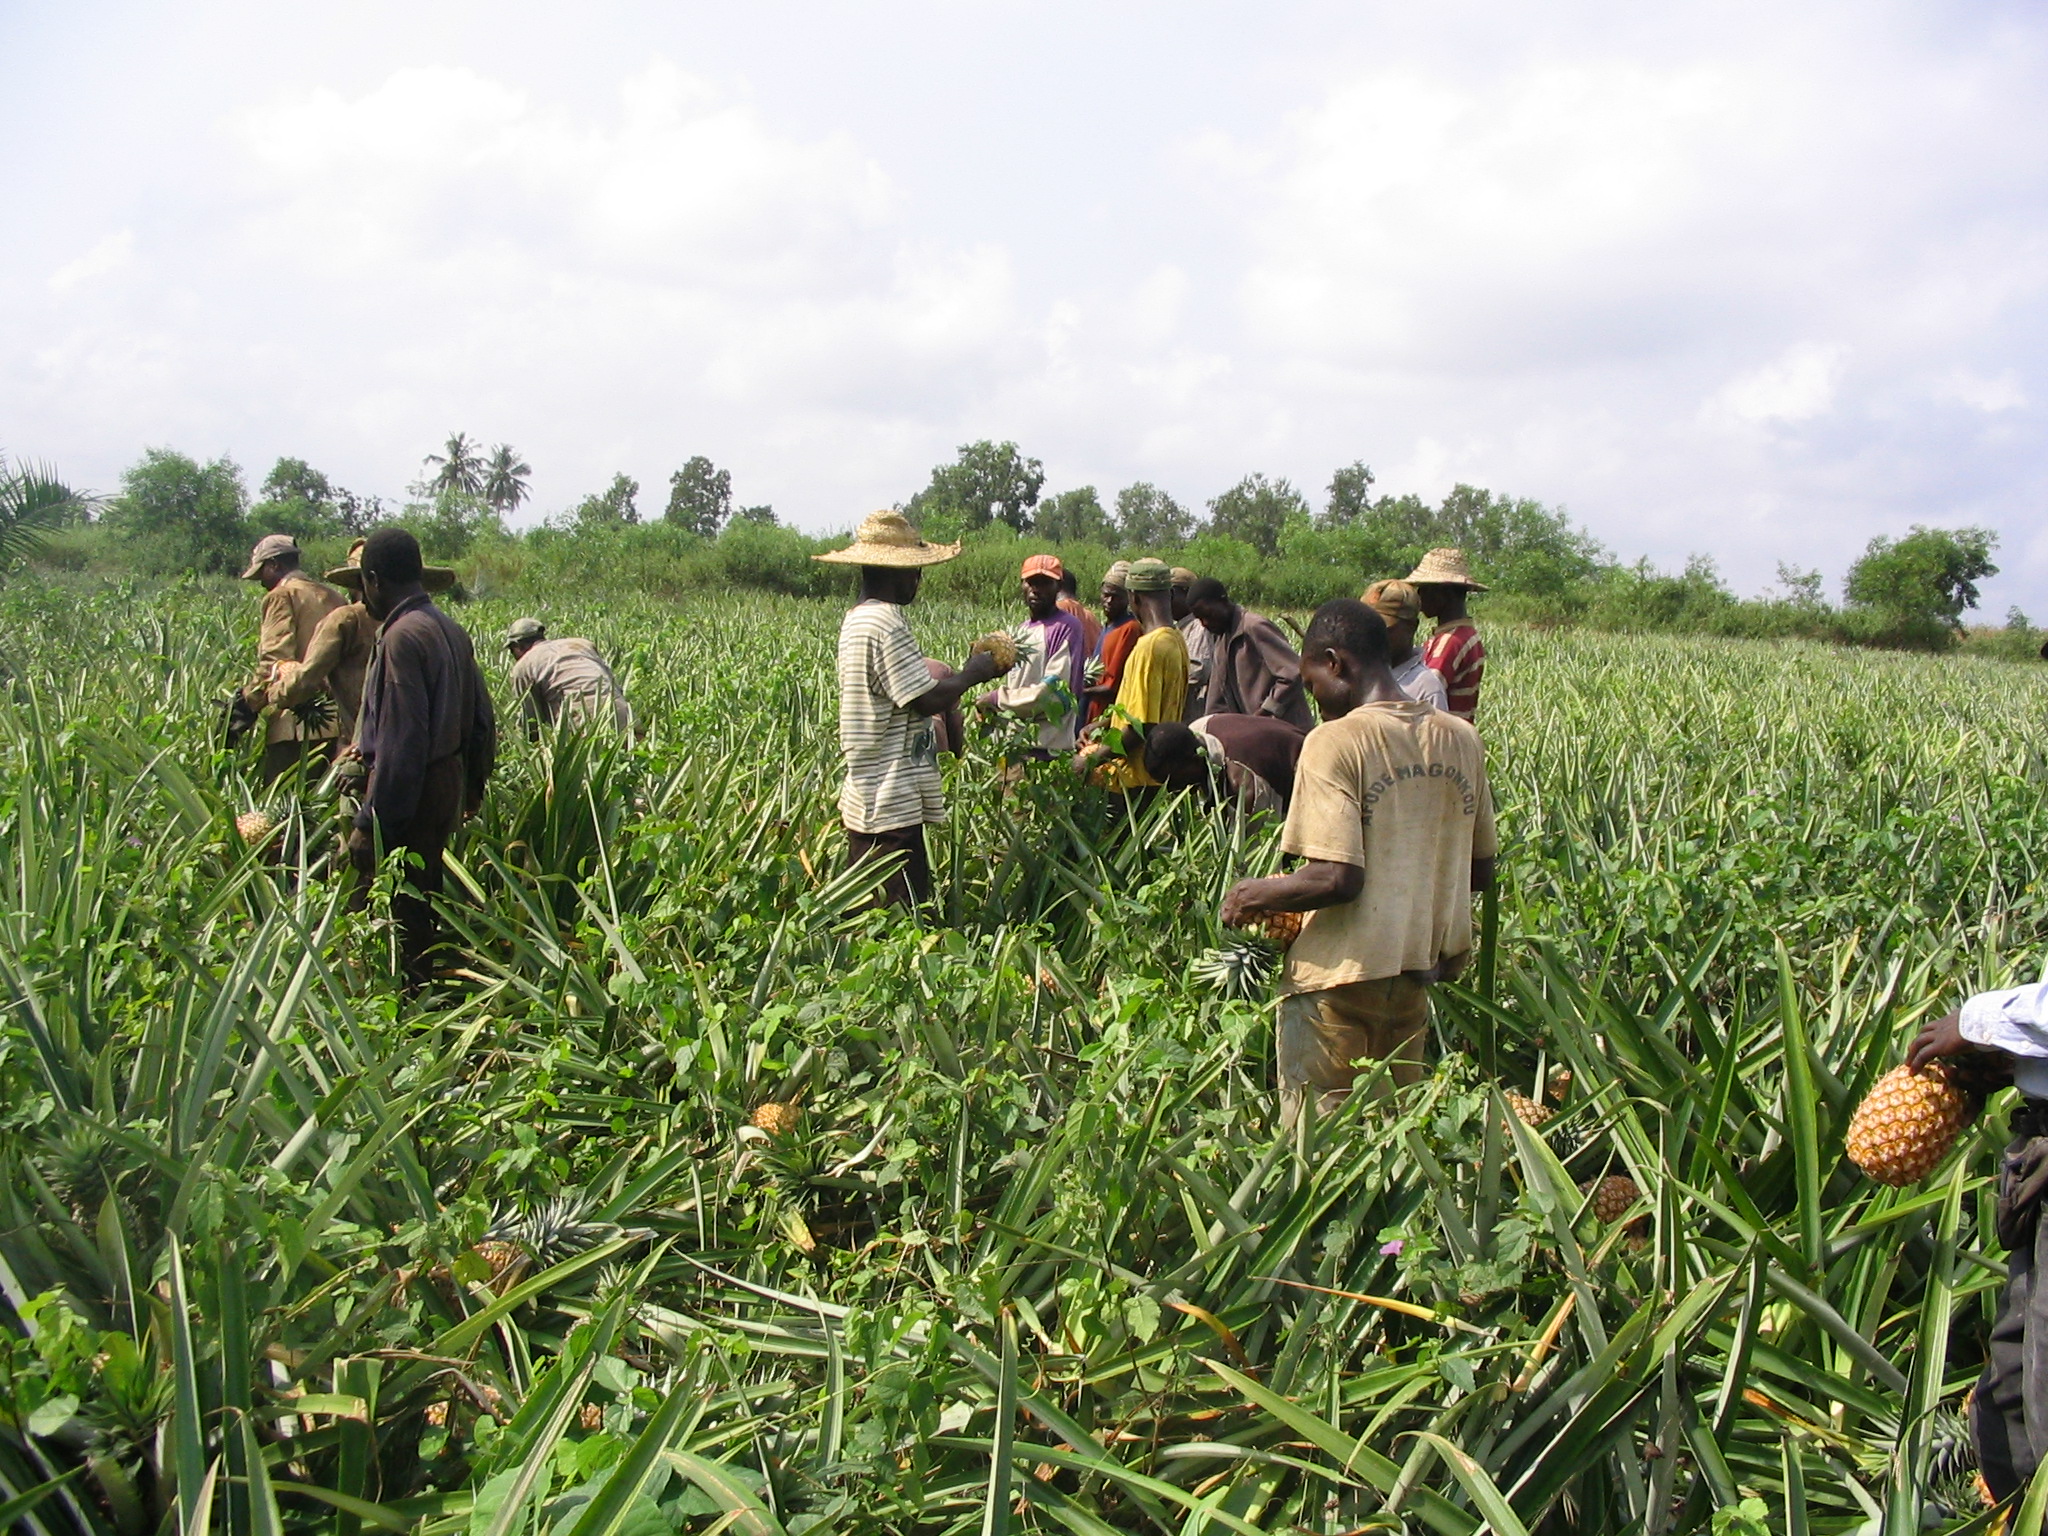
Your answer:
[1222,599,1496,1127]
[814,512,1000,909]
[350,529,498,986]
[503,618,634,739]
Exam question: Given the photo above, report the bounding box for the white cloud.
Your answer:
[47,230,136,295]
[1706,344,1846,427]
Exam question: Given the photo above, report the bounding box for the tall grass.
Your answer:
[0,579,2042,1533]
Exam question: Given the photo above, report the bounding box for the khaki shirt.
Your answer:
[271,602,376,745]
[1278,699,1497,995]
[249,572,346,743]
[509,638,633,734]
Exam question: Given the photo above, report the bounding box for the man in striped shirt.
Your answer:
[814,512,1002,909]
[1406,547,1488,723]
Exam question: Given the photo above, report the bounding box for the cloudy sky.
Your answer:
[7,1,2047,607]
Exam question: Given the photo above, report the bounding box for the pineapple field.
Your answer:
[3,575,2047,1536]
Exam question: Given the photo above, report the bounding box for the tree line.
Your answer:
[10,435,2019,655]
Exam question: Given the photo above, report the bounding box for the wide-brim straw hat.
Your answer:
[327,541,456,593]
[812,510,961,567]
[1404,547,1488,591]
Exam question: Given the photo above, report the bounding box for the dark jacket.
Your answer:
[1206,608,1313,730]
[355,594,496,831]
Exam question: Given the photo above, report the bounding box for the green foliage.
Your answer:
[663,456,732,537]
[1113,481,1194,550]
[1202,472,1309,557]
[0,455,92,577]
[1032,486,1114,545]
[424,431,485,498]
[573,473,641,530]
[0,580,2039,1533]
[104,447,251,574]
[1322,459,1377,525]
[1844,524,1999,647]
[904,440,1044,535]
[482,444,532,516]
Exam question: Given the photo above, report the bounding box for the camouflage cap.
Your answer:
[240,533,299,580]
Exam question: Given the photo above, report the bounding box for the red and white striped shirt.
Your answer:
[1423,623,1485,722]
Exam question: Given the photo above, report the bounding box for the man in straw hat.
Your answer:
[1362,579,1448,712]
[239,533,346,784]
[1405,547,1488,722]
[1077,557,1187,791]
[504,617,634,739]
[268,538,456,748]
[975,555,1084,758]
[349,528,497,987]
[814,511,1004,908]
[1222,599,1496,1128]
[1083,560,1137,724]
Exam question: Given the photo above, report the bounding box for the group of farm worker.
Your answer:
[235,528,632,982]
[820,509,1495,1127]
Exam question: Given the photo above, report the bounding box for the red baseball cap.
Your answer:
[1020,554,1065,580]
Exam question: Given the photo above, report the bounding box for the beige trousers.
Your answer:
[1277,975,1432,1129]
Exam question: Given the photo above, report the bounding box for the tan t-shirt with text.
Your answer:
[1279,698,1497,995]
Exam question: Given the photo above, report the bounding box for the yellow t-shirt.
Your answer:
[1278,699,1497,995]
[1097,625,1189,789]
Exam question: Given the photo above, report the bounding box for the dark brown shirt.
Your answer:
[355,594,496,831]
[1195,712,1308,808]
[1207,608,1313,730]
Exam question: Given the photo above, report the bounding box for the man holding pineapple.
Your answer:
[814,512,1005,908]
[239,533,346,784]
[974,554,1084,758]
[1909,993,2046,1504]
[1222,599,1496,1127]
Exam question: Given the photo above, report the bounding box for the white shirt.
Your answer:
[1961,978,2048,1097]
[836,600,945,833]
[1393,651,1449,711]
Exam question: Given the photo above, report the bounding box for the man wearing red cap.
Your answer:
[976,555,1086,757]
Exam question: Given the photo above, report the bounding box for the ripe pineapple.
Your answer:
[1258,910,1303,949]
[1586,1175,1642,1224]
[1505,1090,1554,1130]
[1846,1062,1980,1186]
[235,810,277,846]
[971,631,1020,674]
[1547,1069,1573,1104]
[750,1101,801,1136]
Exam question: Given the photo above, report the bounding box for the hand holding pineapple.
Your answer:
[1844,1011,2015,1186]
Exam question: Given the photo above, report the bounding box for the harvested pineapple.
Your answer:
[970,631,1020,674]
[1258,910,1304,949]
[1846,1062,1981,1186]
[750,1101,801,1136]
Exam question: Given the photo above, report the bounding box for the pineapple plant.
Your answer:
[1846,1061,1987,1187]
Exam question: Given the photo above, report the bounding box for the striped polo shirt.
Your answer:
[1422,623,1485,722]
[836,599,946,833]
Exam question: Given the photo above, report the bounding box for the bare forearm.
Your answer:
[1222,860,1362,924]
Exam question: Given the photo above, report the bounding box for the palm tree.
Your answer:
[483,445,532,515]
[0,454,91,576]
[424,433,484,498]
